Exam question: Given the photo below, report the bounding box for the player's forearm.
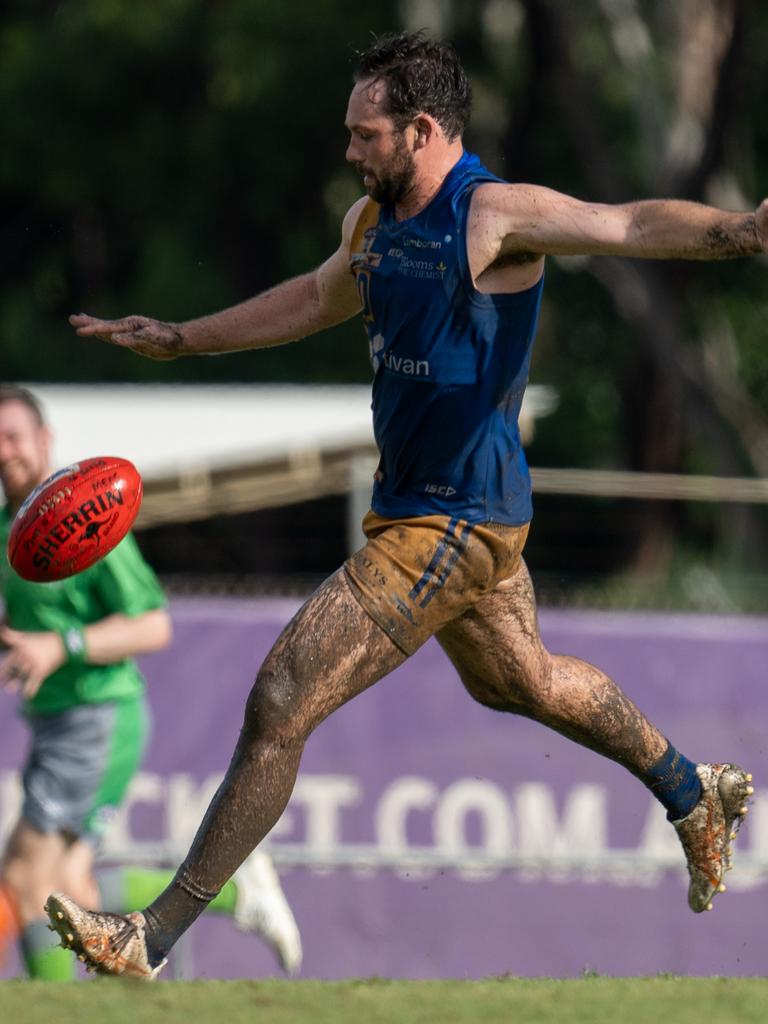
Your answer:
[82,608,172,664]
[625,200,763,260]
[178,271,338,354]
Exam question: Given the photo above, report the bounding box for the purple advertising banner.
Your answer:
[1,598,767,980]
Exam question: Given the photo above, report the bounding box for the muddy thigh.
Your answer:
[436,560,667,773]
[436,558,551,712]
[248,567,409,741]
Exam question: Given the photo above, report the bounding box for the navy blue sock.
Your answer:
[643,742,701,821]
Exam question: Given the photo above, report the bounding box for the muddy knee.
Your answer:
[241,657,322,747]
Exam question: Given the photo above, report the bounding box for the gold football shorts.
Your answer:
[344,510,530,655]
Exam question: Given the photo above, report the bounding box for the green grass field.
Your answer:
[1,977,766,1024]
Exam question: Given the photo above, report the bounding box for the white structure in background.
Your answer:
[23,383,557,553]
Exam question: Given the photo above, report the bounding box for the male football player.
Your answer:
[47,32,760,978]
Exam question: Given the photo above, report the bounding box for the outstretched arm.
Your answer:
[473,183,768,263]
[70,199,367,360]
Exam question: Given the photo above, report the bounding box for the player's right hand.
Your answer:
[69,313,183,360]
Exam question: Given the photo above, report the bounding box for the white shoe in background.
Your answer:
[233,850,303,975]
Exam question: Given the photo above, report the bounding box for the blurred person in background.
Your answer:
[48,31,762,978]
[0,385,301,978]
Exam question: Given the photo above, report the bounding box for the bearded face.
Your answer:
[345,80,420,208]
[357,130,417,206]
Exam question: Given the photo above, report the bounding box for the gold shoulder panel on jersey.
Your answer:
[349,199,381,272]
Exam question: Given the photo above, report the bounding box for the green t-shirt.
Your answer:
[1,505,166,714]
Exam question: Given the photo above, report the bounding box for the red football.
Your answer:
[7,456,143,582]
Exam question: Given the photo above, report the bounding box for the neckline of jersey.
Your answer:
[381,150,478,232]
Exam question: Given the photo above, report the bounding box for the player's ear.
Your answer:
[412,116,433,150]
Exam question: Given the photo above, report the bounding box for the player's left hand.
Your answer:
[0,626,66,699]
[69,313,183,360]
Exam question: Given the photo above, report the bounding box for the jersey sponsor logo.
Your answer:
[403,236,443,250]
[350,225,382,271]
[424,483,457,497]
[397,256,448,280]
[383,244,449,279]
[351,251,382,270]
[369,334,431,377]
[382,351,430,377]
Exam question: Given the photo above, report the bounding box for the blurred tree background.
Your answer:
[2,0,768,604]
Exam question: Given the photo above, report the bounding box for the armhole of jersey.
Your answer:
[459,181,545,305]
[349,199,381,267]
[456,184,482,295]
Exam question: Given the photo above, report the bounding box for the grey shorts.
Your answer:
[21,698,149,846]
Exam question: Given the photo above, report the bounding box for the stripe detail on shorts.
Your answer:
[407,517,473,609]
[418,520,473,608]
[407,517,460,603]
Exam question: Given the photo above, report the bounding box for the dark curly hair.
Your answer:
[353,31,471,141]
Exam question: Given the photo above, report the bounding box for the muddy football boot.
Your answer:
[672,763,753,913]
[45,892,166,979]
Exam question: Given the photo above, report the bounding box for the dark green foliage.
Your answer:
[2,1,768,582]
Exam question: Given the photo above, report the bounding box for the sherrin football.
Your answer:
[7,456,143,582]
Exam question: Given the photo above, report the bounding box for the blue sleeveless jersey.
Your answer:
[350,151,544,525]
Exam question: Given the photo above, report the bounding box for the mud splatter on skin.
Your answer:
[144,570,407,952]
[704,216,760,258]
[92,319,185,360]
[144,548,671,957]
[437,559,668,775]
